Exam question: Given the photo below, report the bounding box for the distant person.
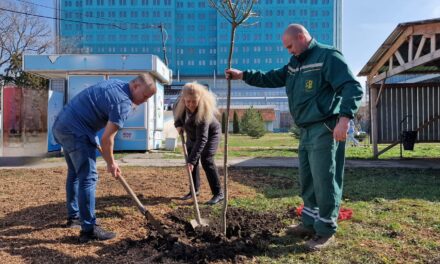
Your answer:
[226,24,363,250]
[346,119,360,147]
[53,74,156,243]
[174,82,224,205]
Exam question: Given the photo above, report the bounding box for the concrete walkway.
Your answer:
[1,154,440,169]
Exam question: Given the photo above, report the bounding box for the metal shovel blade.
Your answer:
[190,218,209,229]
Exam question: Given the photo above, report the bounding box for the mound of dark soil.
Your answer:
[119,207,289,263]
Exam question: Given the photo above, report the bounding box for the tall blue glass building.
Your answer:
[56,0,342,129]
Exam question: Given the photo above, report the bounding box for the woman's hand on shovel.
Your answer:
[107,162,122,178]
[187,163,194,172]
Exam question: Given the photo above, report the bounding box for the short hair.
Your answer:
[133,73,153,86]
[284,23,311,38]
[132,73,156,92]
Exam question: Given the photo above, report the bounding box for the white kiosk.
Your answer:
[22,54,171,152]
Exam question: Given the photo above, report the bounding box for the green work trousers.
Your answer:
[298,117,345,236]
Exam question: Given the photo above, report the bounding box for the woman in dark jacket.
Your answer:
[174,82,223,205]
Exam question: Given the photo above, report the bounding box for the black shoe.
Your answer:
[66,217,81,228]
[180,191,200,200]
[79,226,116,243]
[206,193,224,205]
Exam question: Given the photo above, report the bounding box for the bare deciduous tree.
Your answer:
[0,0,52,77]
[208,0,257,235]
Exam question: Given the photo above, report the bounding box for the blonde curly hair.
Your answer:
[174,82,219,124]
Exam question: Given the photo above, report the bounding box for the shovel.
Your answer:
[97,146,173,239]
[180,133,209,228]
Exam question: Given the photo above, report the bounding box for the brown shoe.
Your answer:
[285,224,315,238]
[305,235,335,251]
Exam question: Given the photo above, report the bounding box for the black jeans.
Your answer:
[187,137,222,196]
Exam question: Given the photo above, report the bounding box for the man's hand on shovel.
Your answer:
[107,162,122,178]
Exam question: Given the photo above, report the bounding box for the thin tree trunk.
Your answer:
[222,24,237,235]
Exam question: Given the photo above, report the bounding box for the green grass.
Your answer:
[161,133,440,159]
[227,167,440,263]
[216,133,440,159]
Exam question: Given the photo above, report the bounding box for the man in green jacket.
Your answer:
[226,24,363,251]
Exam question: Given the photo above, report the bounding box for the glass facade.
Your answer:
[57,0,342,128]
[57,0,341,76]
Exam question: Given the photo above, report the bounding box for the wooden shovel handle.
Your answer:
[180,133,203,224]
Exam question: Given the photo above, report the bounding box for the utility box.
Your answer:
[22,54,171,152]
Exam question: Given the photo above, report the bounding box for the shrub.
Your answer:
[240,107,266,138]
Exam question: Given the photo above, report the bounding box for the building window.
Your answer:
[119,0,126,4]
[177,1,183,7]
[131,0,137,4]
[322,0,329,3]
[142,0,148,4]
[164,0,171,5]
[153,0,160,5]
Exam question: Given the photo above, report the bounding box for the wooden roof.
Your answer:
[358,18,440,84]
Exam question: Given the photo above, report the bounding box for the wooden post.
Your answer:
[369,77,379,158]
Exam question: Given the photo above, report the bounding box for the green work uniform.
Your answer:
[242,39,363,236]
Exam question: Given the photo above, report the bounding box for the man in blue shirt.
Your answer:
[53,73,156,243]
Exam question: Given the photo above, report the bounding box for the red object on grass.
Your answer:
[294,204,353,221]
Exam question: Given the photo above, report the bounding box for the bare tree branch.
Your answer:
[0,0,52,76]
[208,0,233,23]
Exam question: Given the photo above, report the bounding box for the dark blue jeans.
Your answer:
[53,121,98,232]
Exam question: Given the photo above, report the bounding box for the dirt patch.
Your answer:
[0,167,294,263]
[138,207,289,263]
